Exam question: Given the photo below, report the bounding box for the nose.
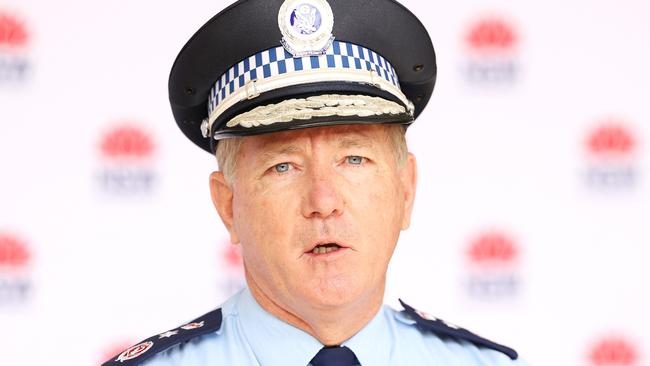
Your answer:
[301,165,344,219]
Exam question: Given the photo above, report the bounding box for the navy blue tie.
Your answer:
[309,346,360,366]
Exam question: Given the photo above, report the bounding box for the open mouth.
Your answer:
[309,243,343,255]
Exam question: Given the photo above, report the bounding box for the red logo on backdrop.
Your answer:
[100,125,155,161]
[0,232,33,304]
[0,11,30,82]
[0,233,30,269]
[223,244,243,272]
[97,122,157,195]
[466,18,517,54]
[589,337,639,365]
[584,120,638,189]
[464,229,521,300]
[218,241,245,296]
[586,123,636,158]
[100,340,135,365]
[0,12,28,48]
[467,231,518,266]
[463,15,519,85]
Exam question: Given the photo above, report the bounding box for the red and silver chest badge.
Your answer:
[181,321,204,330]
[115,341,154,362]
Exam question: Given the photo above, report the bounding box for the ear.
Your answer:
[399,153,418,230]
[209,171,240,244]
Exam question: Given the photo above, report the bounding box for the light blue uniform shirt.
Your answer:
[141,288,527,366]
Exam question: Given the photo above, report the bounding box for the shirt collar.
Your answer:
[236,287,392,366]
[341,305,392,366]
[237,287,323,365]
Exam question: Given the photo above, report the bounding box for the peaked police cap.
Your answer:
[169,0,436,153]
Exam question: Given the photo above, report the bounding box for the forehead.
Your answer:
[239,124,391,153]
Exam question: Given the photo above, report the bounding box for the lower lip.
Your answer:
[305,247,349,259]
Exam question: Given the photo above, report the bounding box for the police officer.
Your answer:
[104,0,527,365]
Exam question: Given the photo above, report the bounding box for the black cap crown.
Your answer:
[169,0,436,153]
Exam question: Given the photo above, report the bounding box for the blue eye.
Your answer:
[347,156,364,165]
[274,163,291,173]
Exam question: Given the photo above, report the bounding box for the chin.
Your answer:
[300,275,370,309]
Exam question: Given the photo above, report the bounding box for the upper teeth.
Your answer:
[312,244,340,254]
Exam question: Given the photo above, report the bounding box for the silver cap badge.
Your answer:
[278,0,335,57]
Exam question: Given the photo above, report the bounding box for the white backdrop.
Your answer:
[1,0,648,365]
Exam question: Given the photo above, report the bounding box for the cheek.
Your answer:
[347,171,403,258]
[232,188,296,259]
[353,171,403,224]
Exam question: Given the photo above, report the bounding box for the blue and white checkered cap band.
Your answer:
[205,40,413,135]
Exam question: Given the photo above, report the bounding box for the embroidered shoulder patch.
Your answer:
[102,308,223,366]
[399,300,518,360]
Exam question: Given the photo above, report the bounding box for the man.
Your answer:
[104,0,526,364]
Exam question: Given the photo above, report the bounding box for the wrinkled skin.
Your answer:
[210,124,417,344]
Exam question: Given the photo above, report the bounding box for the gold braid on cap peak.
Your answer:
[225,94,406,129]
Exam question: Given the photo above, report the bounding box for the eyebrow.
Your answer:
[260,145,303,164]
[257,133,376,164]
[338,136,374,150]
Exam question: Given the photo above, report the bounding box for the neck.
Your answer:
[246,272,384,346]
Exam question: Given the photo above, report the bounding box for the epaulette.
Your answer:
[102,308,223,366]
[399,300,518,360]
